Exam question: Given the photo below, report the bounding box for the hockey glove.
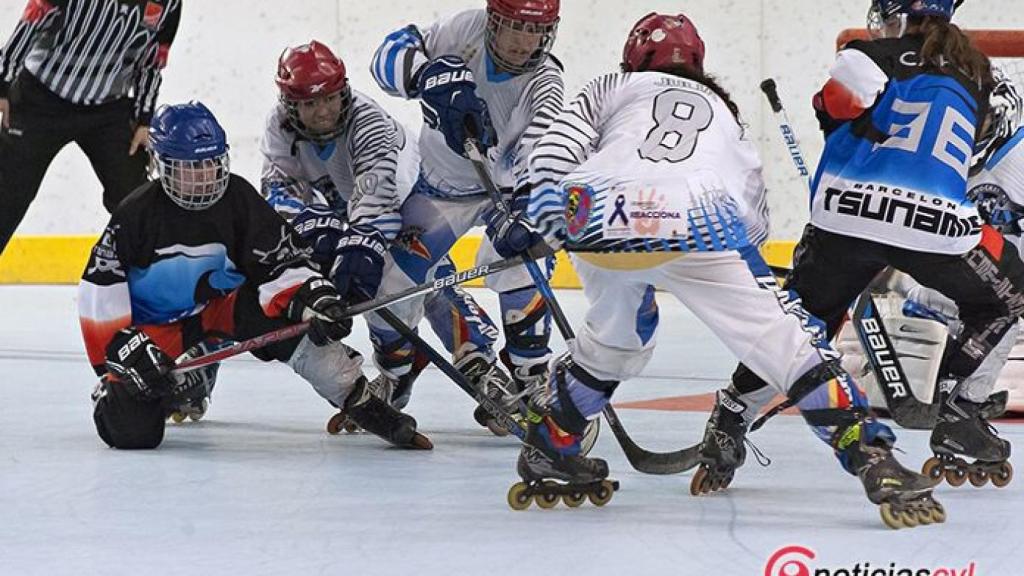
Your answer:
[291,204,345,271]
[287,278,353,346]
[331,225,387,303]
[104,328,175,399]
[418,56,496,156]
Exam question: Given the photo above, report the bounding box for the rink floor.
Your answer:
[1,286,1022,576]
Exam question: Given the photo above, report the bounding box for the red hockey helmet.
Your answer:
[621,12,705,76]
[485,0,560,75]
[275,41,352,142]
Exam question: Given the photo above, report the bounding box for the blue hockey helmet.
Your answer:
[868,0,959,37]
[149,101,231,211]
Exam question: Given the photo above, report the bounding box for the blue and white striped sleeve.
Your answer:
[347,100,404,242]
[370,24,430,100]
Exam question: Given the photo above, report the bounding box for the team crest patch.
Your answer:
[564,183,594,240]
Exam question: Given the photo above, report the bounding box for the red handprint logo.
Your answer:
[764,545,815,576]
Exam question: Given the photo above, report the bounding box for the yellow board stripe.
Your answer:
[0,235,797,287]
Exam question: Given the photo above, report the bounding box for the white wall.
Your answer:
[1,0,1017,238]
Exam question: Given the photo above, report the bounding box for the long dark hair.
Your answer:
[646,63,743,123]
[914,16,993,89]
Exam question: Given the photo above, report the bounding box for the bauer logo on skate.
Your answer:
[764,545,979,576]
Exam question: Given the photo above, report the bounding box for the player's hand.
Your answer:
[104,327,176,399]
[292,204,345,271]
[286,278,353,346]
[0,98,10,129]
[129,124,150,155]
[331,225,387,303]
[417,56,496,156]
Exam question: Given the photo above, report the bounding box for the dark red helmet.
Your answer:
[275,41,351,143]
[621,12,705,76]
[486,0,560,74]
[276,40,348,101]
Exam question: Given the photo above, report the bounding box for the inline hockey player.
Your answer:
[701,0,1020,495]
[262,41,515,434]
[863,68,1023,486]
[493,12,943,529]
[79,101,429,450]
[369,0,567,430]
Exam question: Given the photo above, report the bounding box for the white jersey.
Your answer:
[529,72,770,252]
[371,9,563,196]
[968,127,1024,242]
[259,90,419,240]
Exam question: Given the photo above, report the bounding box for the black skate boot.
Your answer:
[458,352,527,437]
[835,420,946,529]
[507,406,618,510]
[691,389,754,495]
[331,377,432,449]
[924,380,1013,488]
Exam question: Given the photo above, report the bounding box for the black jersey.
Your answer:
[79,174,319,370]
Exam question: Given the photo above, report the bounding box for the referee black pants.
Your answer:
[733,224,1024,396]
[0,72,149,254]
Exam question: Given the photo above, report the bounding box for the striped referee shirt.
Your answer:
[0,0,181,124]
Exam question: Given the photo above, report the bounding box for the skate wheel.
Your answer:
[170,411,186,424]
[563,492,586,508]
[535,481,560,509]
[915,508,935,525]
[968,469,989,487]
[945,467,967,487]
[991,461,1013,488]
[689,466,710,496]
[485,419,510,437]
[898,507,919,528]
[930,501,947,524]
[507,483,532,511]
[588,480,615,507]
[326,412,347,435]
[409,433,434,450]
[921,458,944,486]
[879,503,900,530]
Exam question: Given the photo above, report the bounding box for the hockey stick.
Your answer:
[172,256,524,374]
[372,306,528,440]
[464,136,701,475]
[760,78,937,429]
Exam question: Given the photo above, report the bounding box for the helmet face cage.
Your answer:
[155,152,231,211]
[485,10,559,75]
[974,70,1024,167]
[281,83,352,144]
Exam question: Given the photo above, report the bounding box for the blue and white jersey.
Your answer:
[969,127,1024,240]
[527,72,770,254]
[811,36,988,254]
[371,9,564,197]
[259,90,418,241]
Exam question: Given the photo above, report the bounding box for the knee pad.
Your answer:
[92,378,165,449]
[499,287,551,364]
[548,355,619,434]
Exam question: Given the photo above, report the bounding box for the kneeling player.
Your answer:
[493,12,942,528]
[79,102,428,450]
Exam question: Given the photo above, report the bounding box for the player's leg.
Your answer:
[894,230,1022,486]
[74,102,150,213]
[664,246,941,526]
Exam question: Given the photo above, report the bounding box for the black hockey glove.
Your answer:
[104,328,175,399]
[286,277,353,346]
[331,225,387,303]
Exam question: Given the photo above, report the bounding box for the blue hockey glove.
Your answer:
[418,56,496,156]
[331,225,387,303]
[291,204,345,271]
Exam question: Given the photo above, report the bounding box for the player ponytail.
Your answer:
[916,16,992,89]
[658,64,742,124]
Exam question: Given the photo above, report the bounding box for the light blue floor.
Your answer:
[1,286,1020,576]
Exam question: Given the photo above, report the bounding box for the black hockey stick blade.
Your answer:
[602,405,702,475]
[851,291,939,429]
